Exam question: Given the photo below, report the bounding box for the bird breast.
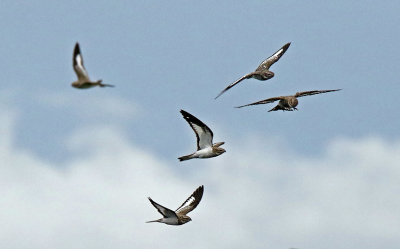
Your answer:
[288,97,298,108]
[262,71,274,80]
[195,147,215,158]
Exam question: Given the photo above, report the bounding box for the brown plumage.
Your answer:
[215,42,291,99]
[235,89,342,112]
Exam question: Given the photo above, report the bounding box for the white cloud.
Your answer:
[34,91,140,121]
[0,108,400,249]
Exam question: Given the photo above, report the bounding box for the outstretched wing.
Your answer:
[215,73,254,99]
[235,96,284,108]
[73,42,90,82]
[148,197,177,219]
[295,89,342,98]
[180,110,213,150]
[255,42,291,72]
[176,185,204,216]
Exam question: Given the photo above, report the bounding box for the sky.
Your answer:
[0,1,399,249]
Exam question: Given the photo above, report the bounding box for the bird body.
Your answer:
[71,42,114,89]
[147,185,204,225]
[179,144,225,161]
[274,96,299,111]
[235,89,341,112]
[146,217,182,225]
[215,42,291,99]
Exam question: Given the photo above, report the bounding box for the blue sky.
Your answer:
[1,1,400,249]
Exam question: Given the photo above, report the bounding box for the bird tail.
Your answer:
[97,79,114,87]
[268,105,282,112]
[146,218,162,223]
[178,153,195,161]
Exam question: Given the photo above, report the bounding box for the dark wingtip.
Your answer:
[179,110,194,121]
[326,89,342,93]
[282,42,291,51]
[180,109,188,116]
[196,185,204,195]
[214,91,223,100]
[235,104,248,108]
[74,42,80,54]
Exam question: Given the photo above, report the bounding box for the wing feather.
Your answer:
[176,185,204,216]
[215,73,254,99]
[235,96,284,108]
[180,110,213,150]
[73,42,90,82]
[295,89,342,98]
[148,197,177,219]
[255,42,291,72]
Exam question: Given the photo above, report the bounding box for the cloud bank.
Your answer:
[1,109,400,249]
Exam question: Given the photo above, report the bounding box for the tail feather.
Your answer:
[97,79,114,87]
[268,105,283,112]
[99,83,114,87]
[178,153,194,161]
[146,218,162,223]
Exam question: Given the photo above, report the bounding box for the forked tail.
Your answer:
[97,80,114,87]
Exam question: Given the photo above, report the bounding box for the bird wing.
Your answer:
[255,42,291,72]
[215,73,254,99]
[180,110,213,150]
[176,185,204,216]
[235,96,284,108]
[73,42,90,82]
[148,197,178,219]
[294,89,342,98]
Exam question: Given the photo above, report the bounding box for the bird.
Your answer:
[235,89,342,112]
[215,42,291,99]
[146,185,204,225]
[178,110,225,161]
[71,42,114,89]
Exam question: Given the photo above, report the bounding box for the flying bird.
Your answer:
[215,42,291,99]
[146,185,204,225]
[179,110,225,161]
[235,89,342,112]
[71,42,114,89]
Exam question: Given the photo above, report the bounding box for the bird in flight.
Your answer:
[178,110,225,161]
[71,42,114,89]
[215,42,291,99]
[235,89,342,112]
[146,185,204,225]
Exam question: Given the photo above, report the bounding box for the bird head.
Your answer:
[263,71,274,79]
[214,146,226,155]
[181,216,192,224]
[288,98,299,108]
[213,142,225,147]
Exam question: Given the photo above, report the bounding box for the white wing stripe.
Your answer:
[191,122,212,149]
